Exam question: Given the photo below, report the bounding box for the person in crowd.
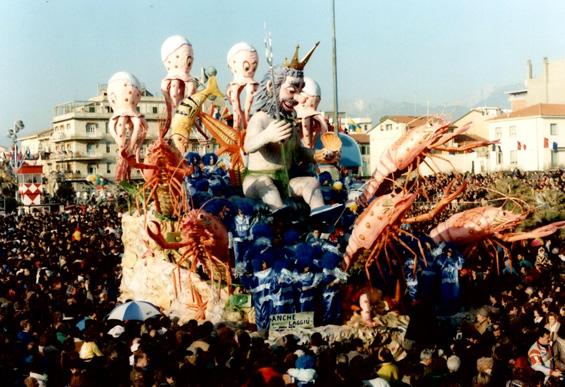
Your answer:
[528,328,563,380]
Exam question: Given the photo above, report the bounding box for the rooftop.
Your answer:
[349,132,369,143]
[382,115,419,124]
[490,103,565,120]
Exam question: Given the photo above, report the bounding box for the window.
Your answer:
[495,127,502,139]
[106,163,111,174]
[87,143,95,154]
[152,106,158,114]
[136,106,141,113]
[510,150,517,165]
[106,144,111,153]
[87,164,96,174]
[88,106,95,113]
[496,150,502,165]
[550,123,558,135]
[386,124,392,131]
[86,122,97,134]
[509,126,516,137]
[105,121,109,133]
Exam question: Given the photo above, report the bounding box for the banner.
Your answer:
[269,312,314,331]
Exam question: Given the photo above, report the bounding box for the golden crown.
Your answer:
[284,41,320,70]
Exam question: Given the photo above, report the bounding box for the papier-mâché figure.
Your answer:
[107,71,148,182]
[226,42,259,129]
[242,43,337,214]
[161,35,197,125]
[294,77,328,148]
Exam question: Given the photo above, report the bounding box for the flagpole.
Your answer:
[331,0,339,133]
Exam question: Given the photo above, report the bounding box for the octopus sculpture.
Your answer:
[107,71,148,182]
[226,42,259,129]
[161,35,197,126]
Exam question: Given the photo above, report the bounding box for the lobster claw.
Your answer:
[120,148,138,168]
[146,221,187,250]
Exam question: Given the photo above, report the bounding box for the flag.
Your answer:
[544,137,549,148]
[517,141,521,150]
[523,144,527,151]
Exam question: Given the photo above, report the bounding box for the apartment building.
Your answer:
[45,85,166,183]
[488,104,565,171]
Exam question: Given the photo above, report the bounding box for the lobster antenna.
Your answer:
[485,187,529,213]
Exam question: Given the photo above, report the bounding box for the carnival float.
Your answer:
[111,34,565,343]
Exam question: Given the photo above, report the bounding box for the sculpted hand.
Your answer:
[264,120,292,143]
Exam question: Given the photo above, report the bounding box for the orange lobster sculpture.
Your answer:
[359,117,496,205]
[345,180,467,283]
[429,205,565,272]
[123,131,193,217]
[199,112,246,186]
[146,207,232,320]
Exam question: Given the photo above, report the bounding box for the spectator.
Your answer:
[528,328,562,379]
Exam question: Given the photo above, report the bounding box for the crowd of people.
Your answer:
[0,170,563,386]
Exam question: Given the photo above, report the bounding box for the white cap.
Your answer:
[303,77,321,97]
[108,71,141,89]
[227,41,256,64]
[161,35,191,62]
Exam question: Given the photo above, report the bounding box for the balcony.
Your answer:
[52,152,105,162]
[63,171,84,181]
[51,131,105,143]
[53,101,112,119]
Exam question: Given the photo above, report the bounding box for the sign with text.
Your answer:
[269,312,314,331]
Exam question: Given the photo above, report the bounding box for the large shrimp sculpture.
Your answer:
[429,197,565,273]
[359,117,496,205]
[345,180,467,283]
[107,71,148,182]
[169,74,224,154]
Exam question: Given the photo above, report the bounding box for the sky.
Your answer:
[1,0,565,146]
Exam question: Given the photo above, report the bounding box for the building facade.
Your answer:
[46,85,166,183]
[488,104,565,171]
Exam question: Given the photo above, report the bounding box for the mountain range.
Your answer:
[340,83,520,124]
